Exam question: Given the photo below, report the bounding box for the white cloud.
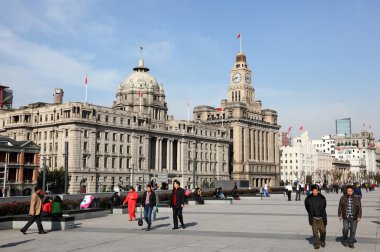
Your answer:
[0,25,122,107]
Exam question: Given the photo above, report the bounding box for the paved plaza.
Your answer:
[0,190,379,252]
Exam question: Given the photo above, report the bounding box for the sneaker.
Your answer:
[313,244,320,249]
[348,244,355,249]
[172,227,179,230]
[342,241,348,247]
[20,230,26,235]
[320,240,326,247]
[38,231,48,234]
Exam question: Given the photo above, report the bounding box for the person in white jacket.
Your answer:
[285,183,293,201]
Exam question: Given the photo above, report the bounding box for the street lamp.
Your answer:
[127,167,132,188]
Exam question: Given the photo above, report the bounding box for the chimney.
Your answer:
[54,88,64,104]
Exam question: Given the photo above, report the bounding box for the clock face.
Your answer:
[232,73,242,83]
[245,74,251,84]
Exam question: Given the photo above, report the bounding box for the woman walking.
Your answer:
[123,186,138,221]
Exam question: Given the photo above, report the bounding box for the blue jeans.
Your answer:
[144,206,153,228]
[343,219,358,244]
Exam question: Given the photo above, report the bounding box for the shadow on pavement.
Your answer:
[305,236,314,245]
[155,217,169,221]
[0,239,35,248]
[371,221,380,225]
[153,224,171,229]
[185,222,198,228]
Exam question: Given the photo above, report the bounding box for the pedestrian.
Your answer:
[109,192,121,208]
[338,185,362,248]
[141,184,156,231]
[20,185,47,234]
[264,184,270,197]
[152,187,159,221]
[169,180,185,229]
[123,186,138,221]
[304,184,327,249]
[295,182,301,201]
[41,196,52,217]
[285,183,293,201]
[353,183,362,199]
[51,195,63,218]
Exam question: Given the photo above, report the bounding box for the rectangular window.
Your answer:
[104,157,108,168]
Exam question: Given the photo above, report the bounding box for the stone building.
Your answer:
[0,136,40,196]
[280,132,317,183]
[0,58,230,193]
[193,50,281,187]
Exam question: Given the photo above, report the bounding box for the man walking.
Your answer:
[305,185,327,249]
[20,185,47,234]
[141,185,156,231]
[338,185,362,248]
[169,180,185,229]
[295,182,301,201]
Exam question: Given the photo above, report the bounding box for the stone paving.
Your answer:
[0,190,379,252]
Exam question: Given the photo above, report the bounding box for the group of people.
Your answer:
[20,185,63,235]
[304,184,362,249]
[120,180,186,231]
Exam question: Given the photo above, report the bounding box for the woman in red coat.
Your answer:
[123,186,138,221]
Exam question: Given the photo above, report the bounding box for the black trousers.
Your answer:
[21,215,44,233]
[172,207,184,228]
[295,191,301,201]
[287,191,292,201]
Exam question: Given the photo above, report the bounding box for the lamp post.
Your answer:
[2,164,7,197]
[42,156,47,193]
[127,167,132,188]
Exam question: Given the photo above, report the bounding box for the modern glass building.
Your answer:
[336,118,352,136]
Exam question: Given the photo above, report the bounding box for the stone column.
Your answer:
[167,139,171,172]
[177,140,181,172]
[258,130,262,162]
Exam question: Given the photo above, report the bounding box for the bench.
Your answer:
[188,198,233,205]
[63,208,105,220]
[112,203,172,214]
[1,215,75,231]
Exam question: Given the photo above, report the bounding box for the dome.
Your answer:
[118,58,160,93]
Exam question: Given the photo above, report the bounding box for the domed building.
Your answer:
[0,55,231,194]
[113,58,167,122]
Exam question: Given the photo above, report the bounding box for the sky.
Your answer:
[0,0,379,140]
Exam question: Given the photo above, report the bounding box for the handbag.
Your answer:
[137,207,143,226]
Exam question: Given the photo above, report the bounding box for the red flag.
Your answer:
[237,34,241,39]
[299,126,303,131]
[217,108,223,112]
[84,75,88,85]
[138,87,141,97]
[287,126,292,136]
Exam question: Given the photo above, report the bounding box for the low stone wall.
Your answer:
[0,215,75,231]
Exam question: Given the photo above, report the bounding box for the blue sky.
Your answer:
[0,0,379,139]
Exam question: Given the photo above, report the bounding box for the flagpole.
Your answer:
[240,34,242,53]
[84,74,88,105]
[187,100,190,123]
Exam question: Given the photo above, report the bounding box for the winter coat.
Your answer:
[338,195,362,220]
[304,193,327,226]
[141,191,156,208]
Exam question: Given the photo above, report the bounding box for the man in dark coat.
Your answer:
[141,185,156,231]
[169,180,185,229]
[305,184,327,249]
[338,185,362,248]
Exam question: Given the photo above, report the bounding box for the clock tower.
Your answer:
[227,51,255,104]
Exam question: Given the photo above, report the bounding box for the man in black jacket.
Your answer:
[169,180,185,229]
[141,185,156,231]
[305,184,327,249]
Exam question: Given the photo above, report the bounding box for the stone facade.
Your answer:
[193,51,281,187]
[0,58,230,193]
